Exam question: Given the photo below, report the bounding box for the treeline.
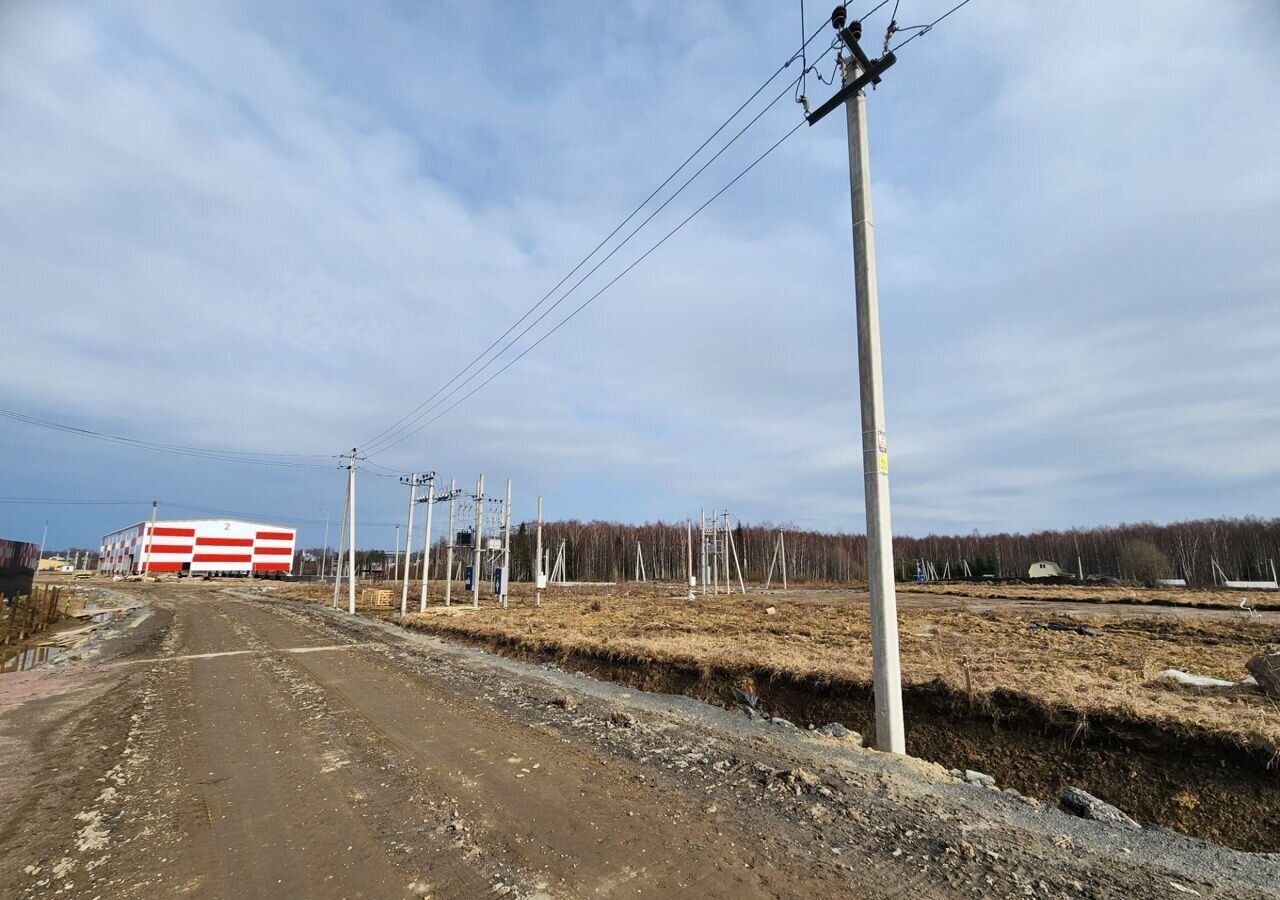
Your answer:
[301,516,1280,588]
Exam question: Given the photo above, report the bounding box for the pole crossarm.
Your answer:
[805,50,895,126]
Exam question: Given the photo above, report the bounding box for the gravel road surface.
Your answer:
[0,584,1276,899]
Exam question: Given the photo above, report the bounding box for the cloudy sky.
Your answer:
[2,0,1277,551]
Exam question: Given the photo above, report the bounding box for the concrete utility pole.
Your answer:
[444,478,456,607]
[320,509,330,580]
[839,29,904,754]
[347,448,358,615]
[711,509,719,595]
[38,520,49,568]
[699,509,707,597]
[400,473,419,618]
[333,486,349,608]
[419,474,435,612]
[500,478,512,608]
[686,521,695,601]
[535,496,544,607]
[472,474,484,609]
[393,523,401,583]
[142,502,157,577]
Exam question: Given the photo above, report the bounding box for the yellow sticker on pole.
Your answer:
[878,452,889,475]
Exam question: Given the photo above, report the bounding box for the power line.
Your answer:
[376,116,811,449]
[889,0,975,51]
[4,1,916,480]
[365,65,821,457]
[1,498,395,528]
[859,0,894,21]
[360,460,416,477]
[0,498,149,506]
[359,21,838,457]
[367,38,840,458]
[0,498,397,528]
[161,502,399,528]
[0,408,340,469]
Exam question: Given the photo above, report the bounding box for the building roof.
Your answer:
[104,518,296,534]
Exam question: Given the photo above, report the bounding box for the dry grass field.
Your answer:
[904,580,1280,610]
[273,579,1280,756]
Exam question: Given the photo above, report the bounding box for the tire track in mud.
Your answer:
[215,599,540,899]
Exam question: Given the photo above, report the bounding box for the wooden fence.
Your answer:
[1,585,68,645]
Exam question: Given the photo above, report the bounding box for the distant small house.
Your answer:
[1028,561,1066,579]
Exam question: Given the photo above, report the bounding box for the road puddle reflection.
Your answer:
[0,644,62,673]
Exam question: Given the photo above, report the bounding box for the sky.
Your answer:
[2,0,1278,552]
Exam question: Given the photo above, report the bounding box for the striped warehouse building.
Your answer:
[99,519,296,576]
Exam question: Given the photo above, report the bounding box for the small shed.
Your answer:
[1028,561,1066,579]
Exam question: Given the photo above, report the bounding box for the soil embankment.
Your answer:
[387,582,1280,851]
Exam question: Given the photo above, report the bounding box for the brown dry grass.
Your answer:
[905,581,1280,610]
[279,580,1280,755]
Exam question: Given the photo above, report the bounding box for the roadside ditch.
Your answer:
[400,625,1280,853]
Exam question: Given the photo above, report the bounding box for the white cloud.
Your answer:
[1,0,1277,546]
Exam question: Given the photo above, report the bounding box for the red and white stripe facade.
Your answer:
[99,519,296,576]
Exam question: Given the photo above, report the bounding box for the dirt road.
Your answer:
[1,586,1276,899]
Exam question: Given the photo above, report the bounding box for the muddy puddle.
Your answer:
[429,632,1280,852]
[81,601,116,624]
[0,644,62,673]
[0,602,119,674]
